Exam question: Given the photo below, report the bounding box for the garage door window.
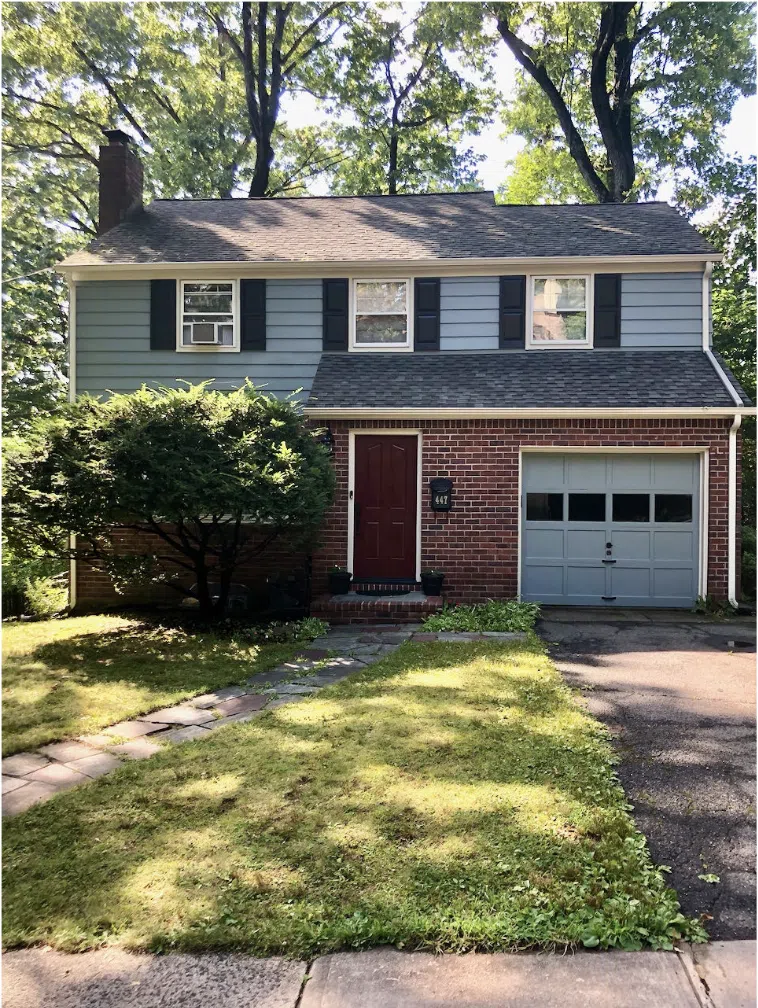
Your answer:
[526,493,563,520]
[568,493,606,522]
[655,494,693,522]
[612,493,650,522]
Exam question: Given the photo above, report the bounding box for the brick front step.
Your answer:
[312,592,443,624]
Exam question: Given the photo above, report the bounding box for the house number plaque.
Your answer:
[430,478,453,512]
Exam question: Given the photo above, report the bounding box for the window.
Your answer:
[530,276,590,346]
[568,493,606,522]
[352,279,410,349]
[526,493,563,521]
[613,493,650,523]
[179,281,237,351]
[655,494,693,522]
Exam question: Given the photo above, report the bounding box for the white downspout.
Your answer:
[68,279,77,612]
[728,414,742,607]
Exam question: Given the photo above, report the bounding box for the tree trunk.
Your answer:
[387,130,399,195]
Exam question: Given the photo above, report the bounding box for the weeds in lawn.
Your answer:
[2,638,705,956]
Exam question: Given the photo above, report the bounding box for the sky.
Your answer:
[284,30,757,200]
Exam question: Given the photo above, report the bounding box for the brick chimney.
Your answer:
[98,128,143,235]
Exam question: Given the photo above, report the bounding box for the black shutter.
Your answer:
[499,276,526,348]
[414,278,440,352]
[593,273,621,347]
[241,279,266,351]
[150,279,176,350]
[323,278,348,351]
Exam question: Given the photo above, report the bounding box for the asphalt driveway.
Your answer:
[540,611,756,941]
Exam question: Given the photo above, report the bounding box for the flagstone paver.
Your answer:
[2,752,51,777]
[188,686,250,709]
[107,738,164,760]
[2,776,28,794]
[162,725,213,744]
[101,720,170,739]
[38,740,102,763]
[141,706,216,726]
[214,694,268,716]
[25,763,92,791]
[2,624,524,817]
[66,753,123,778]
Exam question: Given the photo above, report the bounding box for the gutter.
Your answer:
[304,407,756,420]
[728,414,742,607]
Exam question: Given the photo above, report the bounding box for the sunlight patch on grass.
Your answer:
[2,615,296,755]
[3,638,705,956]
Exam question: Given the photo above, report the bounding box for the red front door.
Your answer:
[353,434,418,580]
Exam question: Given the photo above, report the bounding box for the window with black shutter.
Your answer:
[593,273,621,347]
[499,275,526,348]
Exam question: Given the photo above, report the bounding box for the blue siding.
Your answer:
[75,279,322,399]
[440,276,499,350]
[620,272,702,347]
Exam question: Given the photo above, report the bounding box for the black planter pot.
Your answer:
[421,574,444,596]
[328,571,352,595]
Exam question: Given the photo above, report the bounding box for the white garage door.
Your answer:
[521,453,700,608]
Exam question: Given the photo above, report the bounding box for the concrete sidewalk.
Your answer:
[3,942,755,1008]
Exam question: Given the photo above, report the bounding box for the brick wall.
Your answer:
[75,525,308,612]
[310,418,735,603]
[75,418,737,609]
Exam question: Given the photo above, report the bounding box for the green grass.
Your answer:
[2,615,296,756]
[2,637,704,955]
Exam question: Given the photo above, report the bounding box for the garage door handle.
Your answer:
[602,596,617,601]
[602,559,617,564]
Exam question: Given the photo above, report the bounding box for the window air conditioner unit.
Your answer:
[189,322,220,344]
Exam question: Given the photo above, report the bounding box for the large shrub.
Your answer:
[4,383,335,620]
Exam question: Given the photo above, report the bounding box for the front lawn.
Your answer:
[2,615,296,756]
[3,637,703,955]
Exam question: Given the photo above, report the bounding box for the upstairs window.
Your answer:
[179,281,238,351]
[351,279,411,350]
[530,276,590,347]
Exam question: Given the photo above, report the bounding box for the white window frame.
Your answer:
[177,279,240,353]
[349,277,413,352]
[527,274,593,349]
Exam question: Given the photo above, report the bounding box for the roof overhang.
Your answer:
[58,252,722,282]
[304,406,755,420]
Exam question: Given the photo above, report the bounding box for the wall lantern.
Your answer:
[430,477,453,512]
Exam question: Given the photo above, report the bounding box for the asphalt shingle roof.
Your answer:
[62,193,716,266]
[307,350,749,410]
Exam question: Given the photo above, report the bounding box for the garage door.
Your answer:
[521,453,700,607]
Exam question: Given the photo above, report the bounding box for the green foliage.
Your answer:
[2,638,705,953]
[741,525,756,601]
[422,599,540,632]
[235,615,329,643]
[492,1,755,204]
[327,4,491,194]
[3,383,335,620]
[19,575,68,619]
[693,595,737,619]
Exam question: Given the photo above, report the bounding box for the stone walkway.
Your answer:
[2,624,524,817]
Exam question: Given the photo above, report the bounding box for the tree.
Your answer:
[3,384,335,620]
[486,2,755,203]
[327,4,490,195]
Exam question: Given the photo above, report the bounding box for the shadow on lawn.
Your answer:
[3,640,694,955]
[3,621,293,755]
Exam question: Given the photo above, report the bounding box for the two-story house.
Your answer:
[59,130,753,620]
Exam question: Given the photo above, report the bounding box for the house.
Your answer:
[59,130,754,620]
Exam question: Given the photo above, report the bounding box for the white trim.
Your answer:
[349,278,413,352]
[702,261,713,350]
[527,274,593,349]
[176,279,240,352]
[347,429,423,582]
[518,446,709,603]
[699,450,710,599]
[728,414,742,606]
[706,348,744,406]
[516,449,523,599]
[305,406,756,420]
[67,280,77,611]
[60,253,721,283]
